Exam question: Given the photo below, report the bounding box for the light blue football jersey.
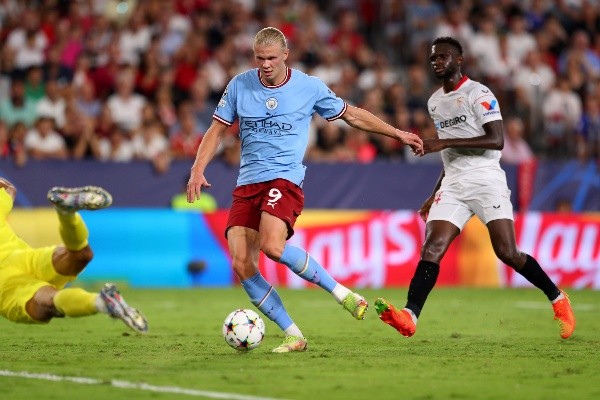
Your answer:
[213,67,347,187]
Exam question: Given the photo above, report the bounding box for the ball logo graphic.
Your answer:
[266,97,278,110]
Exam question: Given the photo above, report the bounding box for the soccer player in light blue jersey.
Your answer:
[187,27,424,353]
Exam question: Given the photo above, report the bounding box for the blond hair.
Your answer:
[253,27,287,50]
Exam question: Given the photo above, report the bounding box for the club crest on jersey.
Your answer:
[265,97,278,110]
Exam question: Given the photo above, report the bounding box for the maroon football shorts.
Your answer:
[226,178,304,239]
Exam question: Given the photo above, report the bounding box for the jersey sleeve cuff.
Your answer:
[213,115,233,126]
[325,102,348,121]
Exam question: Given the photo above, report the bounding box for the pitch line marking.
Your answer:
[0,370,288,400]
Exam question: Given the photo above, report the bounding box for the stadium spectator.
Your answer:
[35,79,66,129]
[0,120,10,158]
[558,30,600,80]
[154,86,178,130]
[61,100,89,153]
[0,178,147,333]
[96,126,135,162]
[132,120,170,173]
[501,117,535,165]
[536,15,568,71]
[24,115,67,160]
[218,131,241,167]
[406,0,444,59]
[68,114,98,161]
[405,63,432,111]
[135,39,162,98]
[467,17,502,81]
[118,9,151,66]
[310,46,343,86]
[541,75,582,158]
[8,122,28,167]
[375,37,575,341]
[23,66,45,103]
[433,3,473,48]
[56,21,84,72]
[74,79,102,120]
[513,49,556,149]
[306,122,354,163]
[152,0,191,60]
[6,9,47,72]
[90,40,121,100]
[170,110,203,159]
[0,79,37,128]
[186,27,423,353]
[71,53,96,90]
[576,95,600,162]
[94,104,117,140]
[171,32,203,101]
[524,0,550,32]
[357,52,398,92]
[106,67,146,132]
[328,9,365,62]
[187,77,218,134]
[506,12,538,65]
[42,45,74,84]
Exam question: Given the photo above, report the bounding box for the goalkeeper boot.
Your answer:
[375,298,416,337]
[100,283,148,334]
[48,186,112,212]
[552,290,575,339]
[342,292,368,320]
[272,335,308,353]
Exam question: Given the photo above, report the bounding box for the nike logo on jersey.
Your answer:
[481,100,497,110]
[481,89,489,93]
[431,106,437,111]
[493,205,500,209]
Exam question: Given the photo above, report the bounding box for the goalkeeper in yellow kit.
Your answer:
[0,178,147,333]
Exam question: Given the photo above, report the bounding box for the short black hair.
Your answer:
[432,37,463,55]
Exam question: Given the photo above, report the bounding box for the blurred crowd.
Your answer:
[0,0,598,173]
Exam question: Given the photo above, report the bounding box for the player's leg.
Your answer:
[259,212,368,320]
[376,193,471,337]
[487,219,575,339]
[376,220,460,336]
[21,280,147,333]
[46,185,147,333]
[227,225,307,352]
[259,179,368,320]
[47,185,113,275]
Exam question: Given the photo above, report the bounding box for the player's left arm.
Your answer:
[340,105,424,154]
[423,120,504,154]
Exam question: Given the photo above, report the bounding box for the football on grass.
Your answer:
[222,309,265,351]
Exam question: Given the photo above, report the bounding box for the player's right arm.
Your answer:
[187,119,230,203]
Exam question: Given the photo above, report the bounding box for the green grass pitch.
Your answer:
[1,287,599,400]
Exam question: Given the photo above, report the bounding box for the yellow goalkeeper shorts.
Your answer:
[0,245,76,323]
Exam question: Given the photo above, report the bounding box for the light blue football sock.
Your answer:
[280,244,337,292]
[241,272,293,331]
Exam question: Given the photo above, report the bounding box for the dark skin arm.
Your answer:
[422,119,504,154]
[418,170,444,222]
[419,119,504,221]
